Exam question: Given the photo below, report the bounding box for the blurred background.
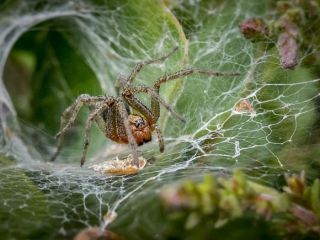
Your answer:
[1,0,320,239]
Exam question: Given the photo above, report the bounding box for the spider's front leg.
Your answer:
[150,68,240,121]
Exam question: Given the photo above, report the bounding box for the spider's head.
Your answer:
[128,114,152,146]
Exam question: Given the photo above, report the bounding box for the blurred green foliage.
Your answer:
[160,171,320,240]
[4,28,101,133]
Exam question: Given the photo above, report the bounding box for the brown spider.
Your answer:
[50,47,239,167]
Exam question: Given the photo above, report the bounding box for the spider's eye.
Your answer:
[135,119,145,128]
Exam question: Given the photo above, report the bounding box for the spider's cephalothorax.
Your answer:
[50,47,239,167]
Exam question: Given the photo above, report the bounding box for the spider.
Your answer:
[50,47,239,167]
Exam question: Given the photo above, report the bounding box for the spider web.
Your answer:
[0,0,319,239]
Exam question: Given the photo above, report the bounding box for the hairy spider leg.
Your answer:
[55,94,105,138]
[115,75,127,96]
[124,46,178,87]
[115,75,130,113]
[50,94,105,162]
[154,124,164,152]
[80,102,112,166]
[123,86,185,123]
[116,100,139,167]
[151,68,241,120]
[50,104,77,162]
[154,68,240,92]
